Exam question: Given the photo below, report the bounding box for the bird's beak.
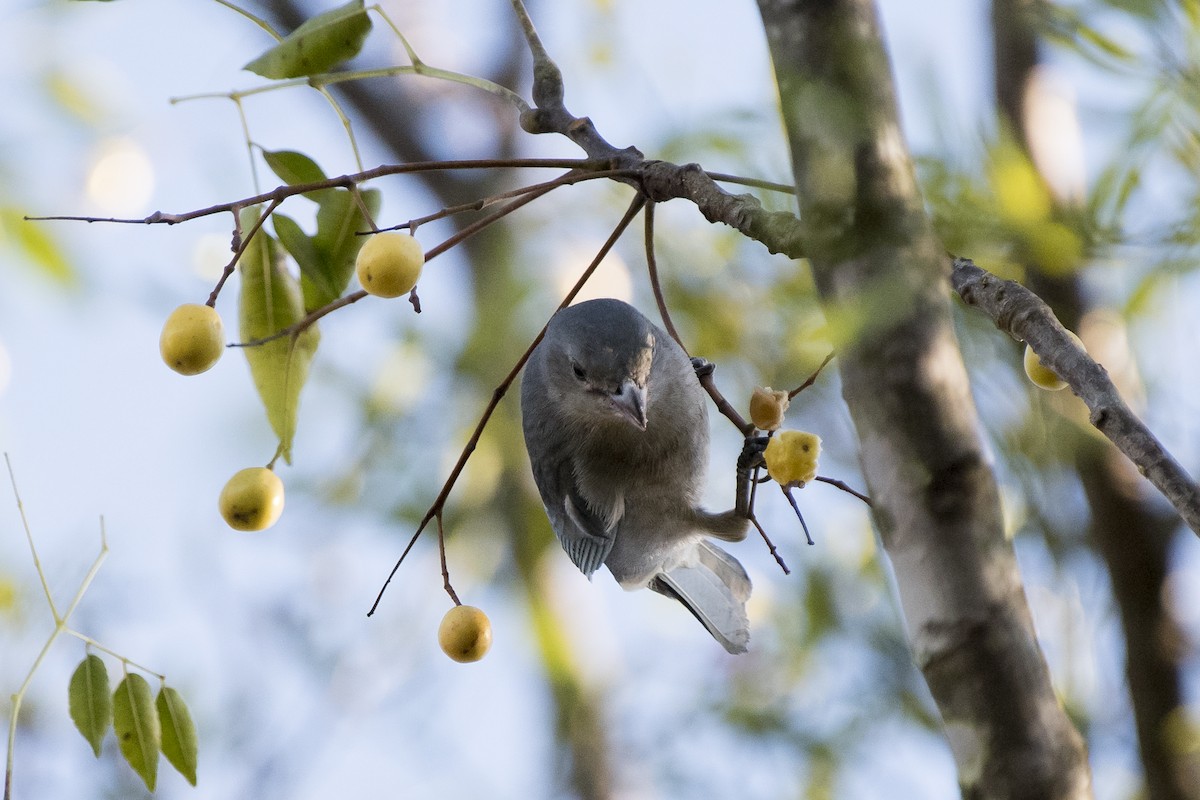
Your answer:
[612,379,648,431]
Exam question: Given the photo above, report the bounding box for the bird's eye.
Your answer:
[571,361,587,381]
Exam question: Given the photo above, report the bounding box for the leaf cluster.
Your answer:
[67,655,198,791]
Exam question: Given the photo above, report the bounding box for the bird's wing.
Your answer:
[561,486,617,576]
[650,540,751,654]
[533,456,617,578]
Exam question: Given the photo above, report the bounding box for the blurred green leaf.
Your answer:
[68,654,111,758]
[244,0,371,79]
[273,213,338,309]
[112,673,160,792]
[238,207,319,464]
[263,149,327,187]
[2,208,75,284]
[156,686,198,786]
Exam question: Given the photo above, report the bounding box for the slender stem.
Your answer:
[6,630,59,800]
[436,513,461,606]
[210,0,280,39]
[63,632,166,682]
[749,513,791,574]
[705,172,797,195]
[26,159,611,227]
[234,97,263,194]
[813,475,872,506]
[788,351,836,399]
[6,455,58,622]
[171,64,529,115]
[782,487,815,546]
[209,199,281,307]
[643,202,686,351]
[314,85,365,172]
[58,519,109,623]
[382,169,633,233]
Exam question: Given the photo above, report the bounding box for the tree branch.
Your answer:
[951,257,1200,537]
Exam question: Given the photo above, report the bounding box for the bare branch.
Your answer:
[951,257,1200,537]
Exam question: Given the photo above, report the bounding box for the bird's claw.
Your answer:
[690,357,715,378]
[738,435,769,472]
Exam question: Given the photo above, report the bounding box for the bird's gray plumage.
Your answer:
[520,298,752,653]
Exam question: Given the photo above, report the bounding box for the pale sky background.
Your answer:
[2,1,1198,799]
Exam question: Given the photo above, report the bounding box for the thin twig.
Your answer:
[641,199,754,435]
[368,193,647,616]
[234,176,578,349]
[813,475,872,506]
[782,487,815,546]
[24,158,613,226]
[705,172,797,195]
[379,168,633,234]
[208,199,280,307]
[747,467,790,574]
[788,351,836,399]
[643,202,685,350]
[435,512,461,606]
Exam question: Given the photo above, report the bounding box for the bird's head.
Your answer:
[543,299,657,432]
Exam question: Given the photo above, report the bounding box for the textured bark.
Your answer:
[990,4,1198,796]
[756,1,1091,797]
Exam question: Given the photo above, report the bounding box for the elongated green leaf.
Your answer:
[308,187,381,308]
[156,686,198,786]
[239,207,319,464]
[68,654,112,757]
[113,673,161,792]
[263,150,327,187]
[244,0,371,79]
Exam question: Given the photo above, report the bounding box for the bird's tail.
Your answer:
[650,540,752,654]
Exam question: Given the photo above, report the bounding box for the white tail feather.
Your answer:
[651,540,751,654]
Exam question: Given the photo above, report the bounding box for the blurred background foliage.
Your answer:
[2,0,1200,798]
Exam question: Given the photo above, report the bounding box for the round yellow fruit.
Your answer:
[355,233,424,298]
[1022,330,1082,392]
[749,386,790,432]
[219,467,285,532]
[764,430,822,488]
[438,605,492,663]
[160,303,224,375]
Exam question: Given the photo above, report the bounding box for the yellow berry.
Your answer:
[438,605,492,663]
[1022,330,1082,392]
[764,430,822,488]
[160,303,224,375]
[749,387,790,431]
[355,233,424,298]
[219,467,285,532]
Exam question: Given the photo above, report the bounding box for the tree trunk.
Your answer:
[755,1,1092,796]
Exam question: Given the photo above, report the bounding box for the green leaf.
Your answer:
[243,0,371,79]
[1,208,76,284]
[262,150,327,187]
[112,673,161,792]
[156,686,198,786]
[309,187,381,308]
[68,655,112,757]
[239,207,319,464]
[273,213,337,312]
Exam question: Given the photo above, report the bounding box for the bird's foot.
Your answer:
[738,434,769,472]
[690,357,715,378]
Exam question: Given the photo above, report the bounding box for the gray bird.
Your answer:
[520,298,753,653]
